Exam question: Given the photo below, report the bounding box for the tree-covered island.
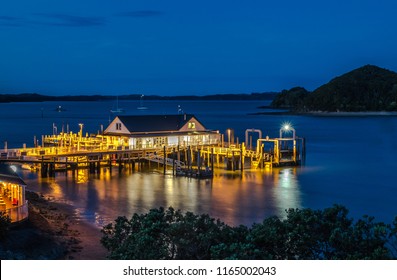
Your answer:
[271,65,397,112]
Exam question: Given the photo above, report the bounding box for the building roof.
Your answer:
[116,114,205,133]
[0,163,27,186]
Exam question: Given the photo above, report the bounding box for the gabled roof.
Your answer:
[0,164,27,186]
[116,114,205,133]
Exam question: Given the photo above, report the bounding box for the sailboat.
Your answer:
[110,96,125,114]
[137,94,148,110]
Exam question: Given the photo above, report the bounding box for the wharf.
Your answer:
[0,127,305,178]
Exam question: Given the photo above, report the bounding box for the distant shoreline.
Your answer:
[0,92,277,103]
[302,111,397,116]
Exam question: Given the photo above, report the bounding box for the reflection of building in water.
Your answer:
[77,169,89,184]
[0,163,28,222]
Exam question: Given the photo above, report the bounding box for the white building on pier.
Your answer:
[104,114,220,149]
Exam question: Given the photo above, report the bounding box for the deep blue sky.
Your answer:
[1,0,397,96]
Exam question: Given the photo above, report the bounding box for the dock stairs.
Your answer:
[144,153,186,169]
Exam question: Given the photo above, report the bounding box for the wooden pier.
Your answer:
[0,127,305,178]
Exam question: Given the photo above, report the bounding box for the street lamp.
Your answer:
[78,123,84,139]
[279,123,296,139]
[227,129,231,147]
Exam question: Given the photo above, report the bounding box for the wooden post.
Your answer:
[40,156,46,177]
[207,148,210,167]
[96,160,101,174]
[232,151,235,171]
[187,146,191,171]
[293,139,297,163]
[49,159,55,177]
[211,147,214,173]
[240,143,244,172]
[197,148,201,177]
[172,148,175,176]
[184,147,187,166]
[65,157,68,175]
[190,146,194,171]
[163,146,166,175]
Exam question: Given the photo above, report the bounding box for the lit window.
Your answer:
[116,123,122,130]
[188,122,196,129]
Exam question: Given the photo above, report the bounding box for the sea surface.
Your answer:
[1,100,397,227]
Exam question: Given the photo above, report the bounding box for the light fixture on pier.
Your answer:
[280,122,296,139]
[78,123,84,139]
[226,128,231,147]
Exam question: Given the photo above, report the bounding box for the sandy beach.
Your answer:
[0,191,108,260]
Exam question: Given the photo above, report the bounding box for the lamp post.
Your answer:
[279,123,296,139]
[78,123,84,140]
[227,129,231,147]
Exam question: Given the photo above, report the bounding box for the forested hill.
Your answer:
[271,65,397,112]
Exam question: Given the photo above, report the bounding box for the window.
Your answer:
[116,123,122,130]
[188,122,196,129]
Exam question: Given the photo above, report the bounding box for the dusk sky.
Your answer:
[1,0,397,96]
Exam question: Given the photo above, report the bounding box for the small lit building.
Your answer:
[0,164,28,223]
[104,114,220,149]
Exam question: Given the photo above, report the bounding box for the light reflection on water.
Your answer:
[24,167,302,227]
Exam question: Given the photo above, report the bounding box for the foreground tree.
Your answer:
[0,212,11,240]
[101,205,395,260]
[101,207,236,259]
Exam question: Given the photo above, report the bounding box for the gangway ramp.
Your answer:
[144,154,186,169]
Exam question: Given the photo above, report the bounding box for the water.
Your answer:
[1,100,397,227]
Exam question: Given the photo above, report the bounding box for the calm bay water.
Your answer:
[1,100,397,227]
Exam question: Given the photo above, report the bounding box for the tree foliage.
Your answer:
[270,87,309,109]
[0,212,11,240]
[101,207,236,260]
[101,205,397,260]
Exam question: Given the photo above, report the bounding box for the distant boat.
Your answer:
[110,96,125,114]
[137,94,148,110]
[55,105,66,112]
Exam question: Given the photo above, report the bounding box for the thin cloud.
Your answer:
[117,10,164,18]
[32,13,106,27]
